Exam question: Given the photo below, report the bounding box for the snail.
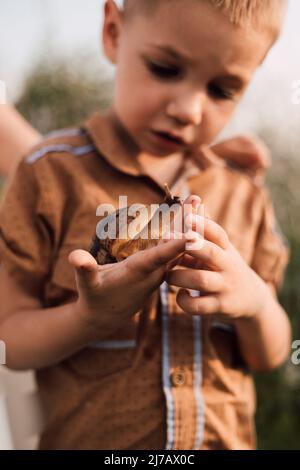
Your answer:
[90,184,186,265]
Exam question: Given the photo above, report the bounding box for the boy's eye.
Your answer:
[146,60,181,80]
[208,83,235,101]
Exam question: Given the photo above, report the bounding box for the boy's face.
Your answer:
[103,0,274,157]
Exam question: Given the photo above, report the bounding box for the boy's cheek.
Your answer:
[200,105,237,145]
[115,81,164,129]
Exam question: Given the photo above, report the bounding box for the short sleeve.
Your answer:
[251,189,289,293]
[0,157,52,296]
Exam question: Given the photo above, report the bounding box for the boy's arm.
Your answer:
[0,148,189,372]
[0,153,89,370]
[167,193,291,372]
[234,190,291,371]
[0,237,188,371]
[234,283,291,371]
[0,265,96,370]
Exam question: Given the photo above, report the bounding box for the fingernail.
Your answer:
[191,196,201,208]
[185,229,200,239]
[184,230,204,251]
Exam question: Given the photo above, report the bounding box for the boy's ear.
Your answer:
[102,0,123,65]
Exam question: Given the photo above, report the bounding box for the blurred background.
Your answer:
[0,0,300,449]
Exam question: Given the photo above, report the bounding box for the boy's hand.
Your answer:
[211,135,271,174]
[191,136,271,186]
[166,213,270,321]
[68,234,187,339]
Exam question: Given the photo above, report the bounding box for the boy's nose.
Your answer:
[166,91,203,127]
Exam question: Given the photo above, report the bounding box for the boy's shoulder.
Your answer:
[191,144,289,247]
[191,147,289,290]
[192,144,268,202]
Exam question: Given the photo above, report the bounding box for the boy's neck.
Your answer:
[138,151,185,191]
[103,109,187,191]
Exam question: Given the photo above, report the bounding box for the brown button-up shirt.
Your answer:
[0,113,289,450]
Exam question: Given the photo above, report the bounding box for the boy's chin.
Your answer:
[141,132,187,157]
[140,142,183,158]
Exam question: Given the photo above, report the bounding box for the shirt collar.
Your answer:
[84,112,143,178]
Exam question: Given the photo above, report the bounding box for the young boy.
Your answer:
[0,0,291,450]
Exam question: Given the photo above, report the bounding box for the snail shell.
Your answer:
[90,185,184,265]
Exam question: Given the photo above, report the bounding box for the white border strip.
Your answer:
[192,315,205,449]
[160,281,175,450]
[26,144,95,164]
[45,128,86,139]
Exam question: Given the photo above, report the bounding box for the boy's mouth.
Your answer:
[150,130,187,151]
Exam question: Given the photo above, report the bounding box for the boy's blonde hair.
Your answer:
[123,0,288,39]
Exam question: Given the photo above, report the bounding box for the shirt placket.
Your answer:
[160,281,205,450]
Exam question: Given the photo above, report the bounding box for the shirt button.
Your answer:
[171,369,186,387]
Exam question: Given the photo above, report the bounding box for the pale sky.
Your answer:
[0,0,299,96]
[0,0,299,151]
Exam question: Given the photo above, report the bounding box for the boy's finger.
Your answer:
[211,136,271,170]
[68,249,98,270]
[178,253,206,270]
[176,289,221,315]
[182,195,202,228]
[185,239,227,271]
[182,194,202,210]
[127,236,187,275]
[68,249,101,289]
[167,268,224,293]
[167,252,185,270]
[185,214,229,250]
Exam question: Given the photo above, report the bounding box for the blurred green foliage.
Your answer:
[16,56,113,133]
[8,56,300,449]
[255,237,300,449]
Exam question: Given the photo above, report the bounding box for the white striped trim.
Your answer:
[193,314,205,449]
[161,282,175,450]
[160,282,175,450]
[45,128,86,139]
[182,188,206,449]
[26,143,95,164]
[89,340,137,350]
[160,286,206,449]
[73,144,95,156]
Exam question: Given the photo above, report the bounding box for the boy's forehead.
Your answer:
[126,1,272,79]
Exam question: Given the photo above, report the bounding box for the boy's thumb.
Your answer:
[68,249,99,288]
